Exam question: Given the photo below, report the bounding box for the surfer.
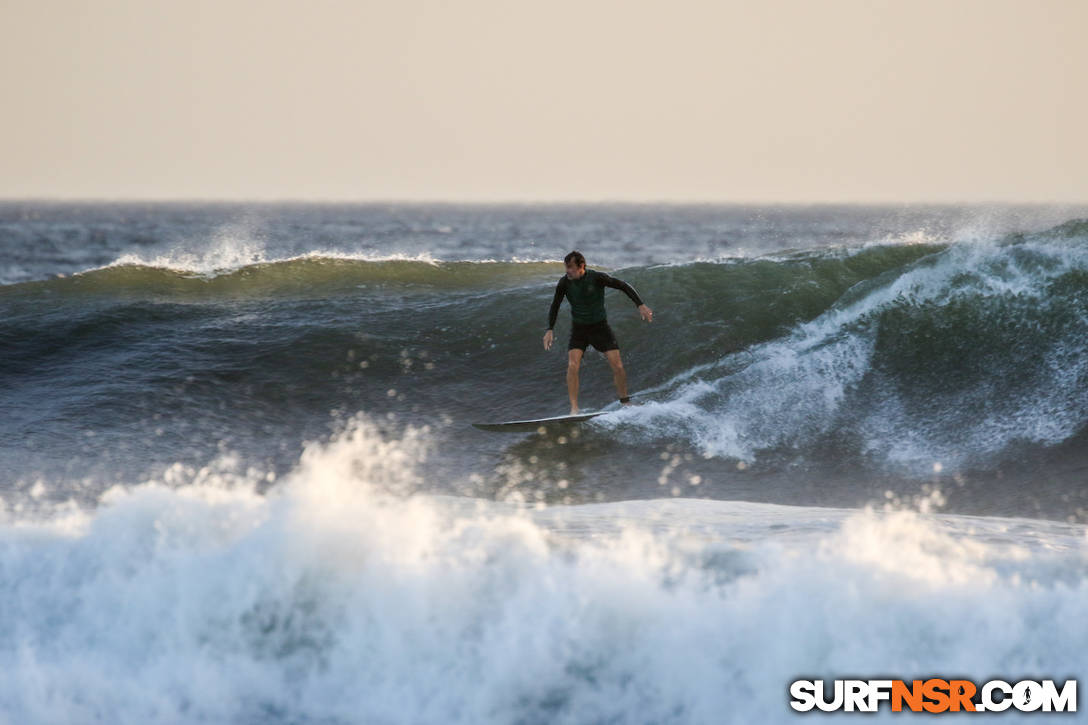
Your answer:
[542,250,653,414]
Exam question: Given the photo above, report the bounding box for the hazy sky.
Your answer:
[2,0,1085,202]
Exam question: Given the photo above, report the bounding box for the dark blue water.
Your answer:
[2,202,1087,724]
[3,202,1087,520]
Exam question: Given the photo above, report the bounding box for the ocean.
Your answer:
[1,202,1086,723]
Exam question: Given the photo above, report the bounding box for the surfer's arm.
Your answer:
[599,271,653,322]
[547,277,567,330]
[598,271,644,307]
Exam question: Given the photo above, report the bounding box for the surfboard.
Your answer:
[472,411,606,432]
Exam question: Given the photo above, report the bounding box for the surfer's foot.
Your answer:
[570,407,579,415]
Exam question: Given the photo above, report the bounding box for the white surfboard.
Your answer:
[472,411,606,433]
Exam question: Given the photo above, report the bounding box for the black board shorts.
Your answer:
[568,319,619,352]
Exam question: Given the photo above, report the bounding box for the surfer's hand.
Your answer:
[638,304,653,322]
[543,329,553,350]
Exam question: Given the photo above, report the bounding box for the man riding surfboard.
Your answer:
[542,250,653,415]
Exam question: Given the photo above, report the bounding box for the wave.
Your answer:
[5,220,1088,489]
[0,255,565,300]
[1,414,1084,724]
[597,222,1088,475]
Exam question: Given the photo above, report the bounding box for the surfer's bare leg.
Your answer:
[567,349,583,414]
[604,349,629,404]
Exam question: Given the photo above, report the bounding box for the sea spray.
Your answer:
[1,414,1085,723]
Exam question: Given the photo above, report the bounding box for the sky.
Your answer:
[1,0,1085,202]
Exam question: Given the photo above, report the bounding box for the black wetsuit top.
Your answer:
[547,268,644,328]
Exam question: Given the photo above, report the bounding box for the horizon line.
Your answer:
[2,196,1087,207]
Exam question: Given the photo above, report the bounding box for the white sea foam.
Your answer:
[87,219,563,278]
[0,414,1084,724]
[91,249,567,281]
[102,247,445,276]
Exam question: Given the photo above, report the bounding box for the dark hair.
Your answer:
[564,250,586,267]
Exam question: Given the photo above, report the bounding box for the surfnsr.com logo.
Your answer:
[790,679,1077,713]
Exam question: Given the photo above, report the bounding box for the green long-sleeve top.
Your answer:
[547,268,644,328]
